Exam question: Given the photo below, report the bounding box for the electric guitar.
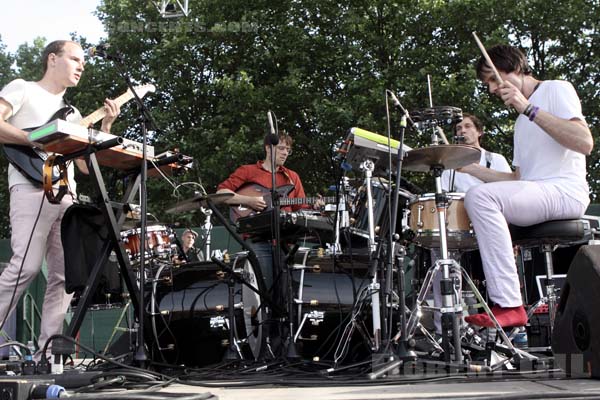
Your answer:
[229,183,336,222]
[3,84,156,184]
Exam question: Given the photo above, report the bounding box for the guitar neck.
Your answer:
[78,90,136,128]
[280,196,336,206]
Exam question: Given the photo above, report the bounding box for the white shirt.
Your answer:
[442,148,512,192]
[513,80,589,207]
[0,79,81,191]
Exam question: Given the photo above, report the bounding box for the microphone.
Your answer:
[86,44,122,61]
[387,90,421,133]
[388,90,409,116]
[266,111,279,145]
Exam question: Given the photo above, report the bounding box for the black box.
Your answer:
[527,312,551,348]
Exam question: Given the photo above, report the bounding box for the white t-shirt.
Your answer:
[0,79,81,191]
[442,149,512,192]
[513,80,589,207]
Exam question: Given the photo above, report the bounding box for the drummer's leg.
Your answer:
[464,180,586,327]
[463,181,530,327]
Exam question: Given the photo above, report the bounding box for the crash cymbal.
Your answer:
[165,192,234,214]
[403,145,481,172]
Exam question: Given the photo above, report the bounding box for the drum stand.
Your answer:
[360,159,383,351]
[399,166,532,367]
[200,206,213,261]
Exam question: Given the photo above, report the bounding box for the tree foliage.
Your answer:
[0,1,599,237]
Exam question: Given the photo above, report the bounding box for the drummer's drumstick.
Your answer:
[472,32,504,85]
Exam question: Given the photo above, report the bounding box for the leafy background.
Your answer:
[0,0,598,238]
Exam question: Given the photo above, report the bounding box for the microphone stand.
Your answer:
[370,92,416,379]
[388,114,415,362]
[110,53,161,368]
[266,129,299,360]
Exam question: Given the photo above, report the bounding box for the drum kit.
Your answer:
[88,108,531,371]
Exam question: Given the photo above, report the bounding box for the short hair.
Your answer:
[263,132,293,147]
[456,113,484,135]
[41,40,78,75]
[182,229,198,238]
[476,45,532,80]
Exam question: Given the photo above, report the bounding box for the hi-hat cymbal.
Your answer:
[403,145,481,172]
[165,193,233,214]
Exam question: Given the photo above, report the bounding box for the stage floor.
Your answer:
[158,377,600,399]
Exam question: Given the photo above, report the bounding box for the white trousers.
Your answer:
[464,180,586,307]
[0,185,73,353]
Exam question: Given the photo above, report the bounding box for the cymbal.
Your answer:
[165,193,233,214]
[403,145,481,172]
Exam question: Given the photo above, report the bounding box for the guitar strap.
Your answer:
[279,167,296,190]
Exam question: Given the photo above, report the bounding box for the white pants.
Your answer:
[0,185,73,353]
[464,180,586,307]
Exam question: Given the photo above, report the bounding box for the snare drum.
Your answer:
[408,192,477,250]
[120,224,175,262]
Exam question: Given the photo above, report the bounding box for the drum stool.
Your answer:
[509,219,590,334]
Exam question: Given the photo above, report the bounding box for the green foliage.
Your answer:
[0,1,599,237]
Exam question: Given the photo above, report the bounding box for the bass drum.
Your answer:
[290,248,371,362]
[153,252,266,367]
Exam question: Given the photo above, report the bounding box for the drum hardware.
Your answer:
[200,206,213,262]
[151,253,271,366]
[288,248,372,362]
[353,159,384,354]
[397,144,534,369]
[164,192,234,214]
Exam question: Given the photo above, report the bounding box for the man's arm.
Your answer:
[0,99,32,145]
[458,163,519,182]
[498,81,593,155]
[216,188,267,211]
[531,113,593,155]
[76,99,121,175]
[99,98,120,133]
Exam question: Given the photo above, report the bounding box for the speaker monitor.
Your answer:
[552,245,600,378]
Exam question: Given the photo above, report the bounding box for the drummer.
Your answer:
[431,113,511,335]
[460,44,592,328]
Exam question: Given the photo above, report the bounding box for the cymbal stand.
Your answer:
[405,165,464,363]
[200,206,213,261]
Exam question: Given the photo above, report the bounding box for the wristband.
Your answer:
[522,104,534,116]
[528,106,540,121]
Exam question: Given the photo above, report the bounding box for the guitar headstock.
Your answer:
[128,84,156,99]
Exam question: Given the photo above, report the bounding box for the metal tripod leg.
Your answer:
[459,269,537,362]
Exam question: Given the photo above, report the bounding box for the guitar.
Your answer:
[229,183,336,222]
[3,84,156,184]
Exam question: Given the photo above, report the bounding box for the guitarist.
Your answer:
[217,132,322,290]
[0,40,120,359]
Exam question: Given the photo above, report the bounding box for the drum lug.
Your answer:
[307,310,324,326]
[417,204,424,228]
[210,315,228,329]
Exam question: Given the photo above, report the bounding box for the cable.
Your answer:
[40,334,171,380]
